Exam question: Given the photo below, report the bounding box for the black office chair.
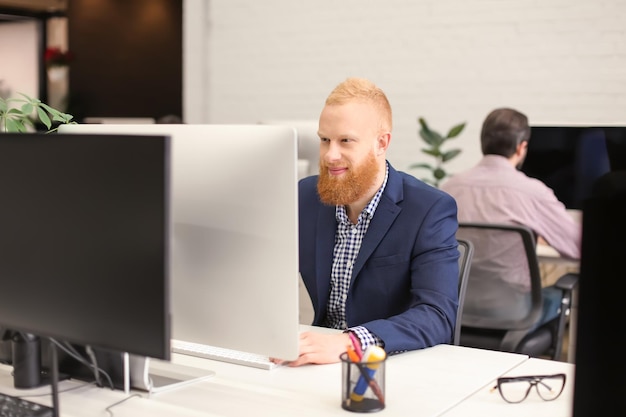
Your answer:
[456,223,578,360]
[454,239,473,345]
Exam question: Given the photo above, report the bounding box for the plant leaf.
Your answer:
[419,116,444,145]
[1,92,72,133]
[39,102,62,116]
[412,117,465,188]
[39,102,74,123]
[52,113,73,123]
[6,118,26,132]
[408,162,434,170]
[441,149,462,162]
[18,92,39,105]
[422,148,441,157]
[21,103,33,115]
[420,128,443,147]
[418,117,429,132]
[36,107,52,129]
[446,122,466,138]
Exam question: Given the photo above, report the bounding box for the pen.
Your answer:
[346,345,361,363]
[348,332,363,360]
[349,345,386,405]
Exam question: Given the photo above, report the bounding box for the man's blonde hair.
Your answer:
[325,77,392,133]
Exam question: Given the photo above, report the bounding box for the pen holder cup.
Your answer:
[340,352,386,412]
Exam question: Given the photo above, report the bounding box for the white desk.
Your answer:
[442,357,575,417]
[0,344,529,417]
[161,344,528,417]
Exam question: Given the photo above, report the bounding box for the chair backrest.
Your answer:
[457,223,543,332]
[454,239,474,345]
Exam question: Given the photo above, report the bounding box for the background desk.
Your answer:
[536,244,580,270]
[0,344,529,417]
[442,357,575,417]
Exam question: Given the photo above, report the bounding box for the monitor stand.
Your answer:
[128,354,215,394]
[11,333,68,389]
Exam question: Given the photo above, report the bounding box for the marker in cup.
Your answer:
[340,345,386,412]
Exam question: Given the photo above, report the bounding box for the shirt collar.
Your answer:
[479,154,517,169]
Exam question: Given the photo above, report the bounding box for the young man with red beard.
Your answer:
[283,78,460,366]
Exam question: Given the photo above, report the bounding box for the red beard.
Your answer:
[317,152,379,206]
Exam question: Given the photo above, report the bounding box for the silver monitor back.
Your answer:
[259,119,320,178]
[59,124,300,361]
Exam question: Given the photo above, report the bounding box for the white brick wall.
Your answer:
[183,0,626,177]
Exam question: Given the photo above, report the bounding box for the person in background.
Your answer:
[285,77,459,366]
[440,107,581,325]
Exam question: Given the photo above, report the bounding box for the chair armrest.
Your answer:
[554,273,579,292]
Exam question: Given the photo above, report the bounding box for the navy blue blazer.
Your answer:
[298,163,459,353]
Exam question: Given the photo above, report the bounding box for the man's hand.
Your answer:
[275,331,352,367]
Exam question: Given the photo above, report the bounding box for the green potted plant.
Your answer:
[409,117,466,187]
[0,92,75,133]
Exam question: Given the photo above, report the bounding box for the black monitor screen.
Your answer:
[520,126,626,210]
[0,133,170,361]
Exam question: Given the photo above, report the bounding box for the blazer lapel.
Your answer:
[314,204,337,314]
[351,166,403,281]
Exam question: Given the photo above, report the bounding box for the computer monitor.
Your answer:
[58,124,301,362]
[0,133,171,372]
[520,125,626,210]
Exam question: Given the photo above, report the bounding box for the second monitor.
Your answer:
[59,124,301,363]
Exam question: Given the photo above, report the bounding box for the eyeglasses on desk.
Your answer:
[491,373,566,403]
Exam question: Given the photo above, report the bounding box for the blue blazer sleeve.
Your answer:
[299,163,459,353]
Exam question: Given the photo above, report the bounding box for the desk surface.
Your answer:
[0,344,532,417]
[442,357,575,417]
[162,344,528,417]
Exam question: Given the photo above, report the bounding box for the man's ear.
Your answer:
[517,140,528,157]
[377,132,391,156]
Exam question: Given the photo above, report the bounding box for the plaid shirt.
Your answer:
[324,163,389,350]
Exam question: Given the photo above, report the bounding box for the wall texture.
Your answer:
[184,0,626,177]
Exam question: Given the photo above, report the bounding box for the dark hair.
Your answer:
[480,108,531,157]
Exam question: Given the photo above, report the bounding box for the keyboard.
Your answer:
[0,392,53,417]
[171,340,277,370]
